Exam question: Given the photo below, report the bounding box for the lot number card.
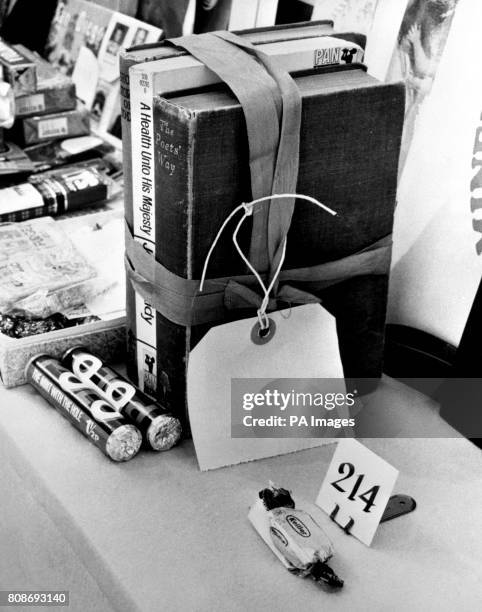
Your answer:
[316,439,399,545]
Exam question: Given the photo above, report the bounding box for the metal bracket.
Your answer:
[380,494,417,523]
[329,494,416,535]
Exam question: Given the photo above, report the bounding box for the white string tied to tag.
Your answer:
[200,193,337,331]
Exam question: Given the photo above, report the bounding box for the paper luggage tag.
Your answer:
[187,303,346,471]
[316,439,399,546]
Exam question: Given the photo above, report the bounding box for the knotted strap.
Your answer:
[125,222,393,328]
[167,32,302,279]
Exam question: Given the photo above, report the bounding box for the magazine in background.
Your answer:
[45,0,162,140]
[386,0,459,168]
[388,0,482,348]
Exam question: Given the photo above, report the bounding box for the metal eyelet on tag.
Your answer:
[251,318,276,345]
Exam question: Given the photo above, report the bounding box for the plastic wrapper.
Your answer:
[0,217,97,315]
[250,483,344,589]
[0,311,97,338]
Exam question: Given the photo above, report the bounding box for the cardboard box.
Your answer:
[0,37,37,95]
[17,108,90,145]
[0,316,125,388]
[0,198,126,388]
[14,45,76,118]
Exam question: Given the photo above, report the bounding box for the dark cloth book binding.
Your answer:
[126,65,405,427]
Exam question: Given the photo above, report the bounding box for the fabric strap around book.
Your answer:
[167,32,302,278]
[125,225,393,327]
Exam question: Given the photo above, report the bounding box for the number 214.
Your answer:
[331,462,380,513]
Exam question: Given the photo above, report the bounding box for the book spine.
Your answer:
[120,54,137,386]
[149,97,194,424]
[119,54,137,231]
[139,38,364,100]
[129,61,159,396]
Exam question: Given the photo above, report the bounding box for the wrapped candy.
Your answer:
[253,483,344,589]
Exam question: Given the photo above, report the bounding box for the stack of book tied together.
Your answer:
[122,21,405,428]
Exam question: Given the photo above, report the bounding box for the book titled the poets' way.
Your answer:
[123,25,404,425]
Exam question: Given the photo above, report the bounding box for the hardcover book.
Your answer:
[127,32,367,404]
[126,66,405,424]
[119,22,346,236]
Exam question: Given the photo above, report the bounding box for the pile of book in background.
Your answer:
[0,0,162,345]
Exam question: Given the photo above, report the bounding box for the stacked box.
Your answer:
[0,37,36,95]
[15,108,90,146]
[14,45,76,118]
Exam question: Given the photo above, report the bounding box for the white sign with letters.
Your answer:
[316,439,398,546]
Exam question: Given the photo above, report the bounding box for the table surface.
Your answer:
[0,378,481,612]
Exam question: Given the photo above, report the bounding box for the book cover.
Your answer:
[126,68,405,423]
[45,0,161,138]
[119,22,341,238]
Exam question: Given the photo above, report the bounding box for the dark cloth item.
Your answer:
[0,0,58,54]
[0,0,9,30]
[439,277,482,446]
[136,0,191,37]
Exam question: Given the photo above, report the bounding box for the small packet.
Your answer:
[0,217,97,315]
[249,482,344,589]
